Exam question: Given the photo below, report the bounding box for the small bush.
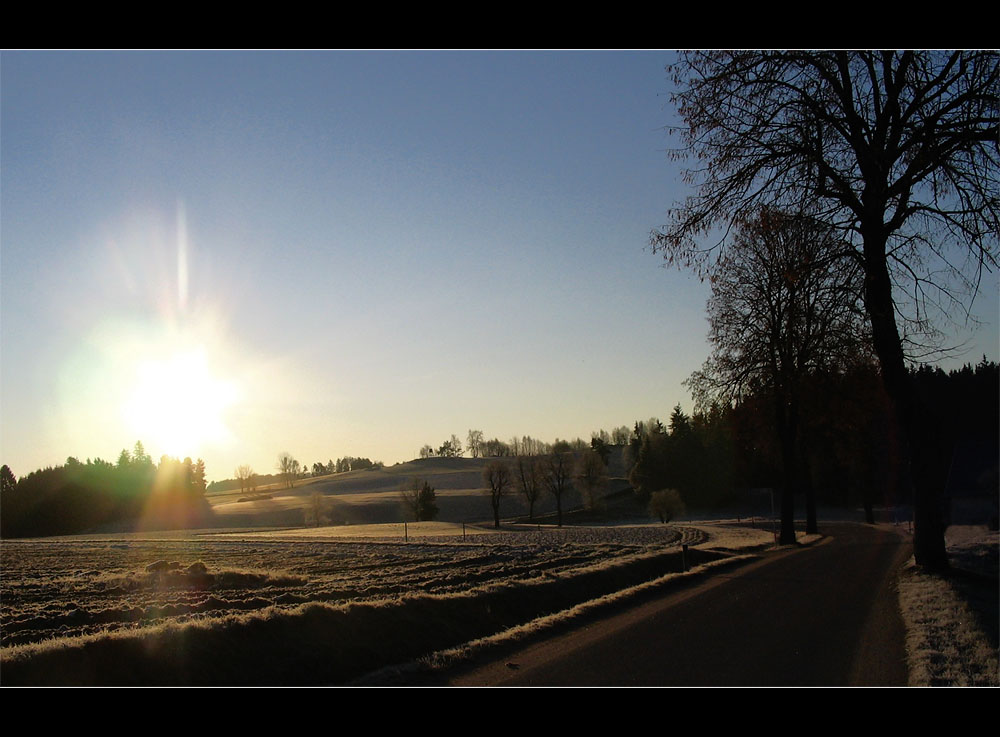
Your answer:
[649,489,685,524]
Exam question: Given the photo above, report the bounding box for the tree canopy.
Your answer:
[688,209,869,406]
[654,50,999,567]
[687,209,869,540]
[655,52,997,278]
[2,449,212,537]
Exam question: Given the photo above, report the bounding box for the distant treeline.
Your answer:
[415,359,998,518]
[3,361,996,536]
[1,442,213,538]
[207,456,382,493]
[624,359,999,515]
[421,432,616,460]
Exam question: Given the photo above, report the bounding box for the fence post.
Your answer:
[404,521,408,542]
[682,543,689,572]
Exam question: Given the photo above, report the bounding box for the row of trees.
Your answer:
[625,359,997,530]
[478,449,608,528]
[420,435,464,458]
[400,447,612,528]
[298,456,380,480]
[684,209,871,542]
[220,454,384,495]
[1,442,212,537]
[421,430,637,461]
[338,352,998,530]
[234,464,258,495]
[627,405,732,511]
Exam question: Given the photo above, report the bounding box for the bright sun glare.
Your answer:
[48,206,264,467]
[122,347,237,458]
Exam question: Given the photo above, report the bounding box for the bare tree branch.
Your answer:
[655,50,998,568]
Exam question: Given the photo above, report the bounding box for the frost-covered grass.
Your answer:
[2,521,758,684]
[212,520,503,540]
[683,519,787,552]
[898,525,999,687]
[355,555,753,685]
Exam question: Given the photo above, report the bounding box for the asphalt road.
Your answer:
[449,522,911,686]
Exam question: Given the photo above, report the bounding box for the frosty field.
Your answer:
[0,521,767,685]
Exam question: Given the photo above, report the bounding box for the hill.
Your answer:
[206,450,634,528]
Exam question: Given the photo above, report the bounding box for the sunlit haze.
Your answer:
[2,50,997,482]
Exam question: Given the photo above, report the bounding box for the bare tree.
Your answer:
[515,456,543,520]
[304,491,330,527]
[482,460,511,529]
[400,477,438,521]
[543,452,574,527]
[508,436,521,456]
[575,450,608,511]
[611,426,631,446]
[653,51,999,568]
[277,452,298,489]
[521,436,550,456]
[686,209,869,541]
[235,464,256,496]
[466,429,484,459]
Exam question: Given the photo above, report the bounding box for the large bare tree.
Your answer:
[687,208,869,541]
[467,429,484,459]
[235,464,256,496]
[482,460,511,529]
[543,452,574,527]
[515,455,543,520]
[654,51,999,567]
[277,452,298,489]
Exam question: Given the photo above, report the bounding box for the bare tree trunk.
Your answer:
[864,500,875,525]
[796,424,817,534]
[804,459,818,535]
[863,234,948,568]
[775,393,798,545]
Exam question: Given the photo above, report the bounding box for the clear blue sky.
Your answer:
[2,50,997,481]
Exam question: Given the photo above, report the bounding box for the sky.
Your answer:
[2,50,997,482]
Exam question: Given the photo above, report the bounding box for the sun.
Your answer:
[122,347,237,458]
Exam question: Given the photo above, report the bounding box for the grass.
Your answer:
[897,525,999,687]
[1,532,729,685]
[210,520,504,540]
[0,517,861,686]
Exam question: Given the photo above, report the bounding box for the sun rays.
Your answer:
[122,346,237,458]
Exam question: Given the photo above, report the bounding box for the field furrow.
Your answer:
[1,523,760,684]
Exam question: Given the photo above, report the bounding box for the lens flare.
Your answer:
[122,346,238,458]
